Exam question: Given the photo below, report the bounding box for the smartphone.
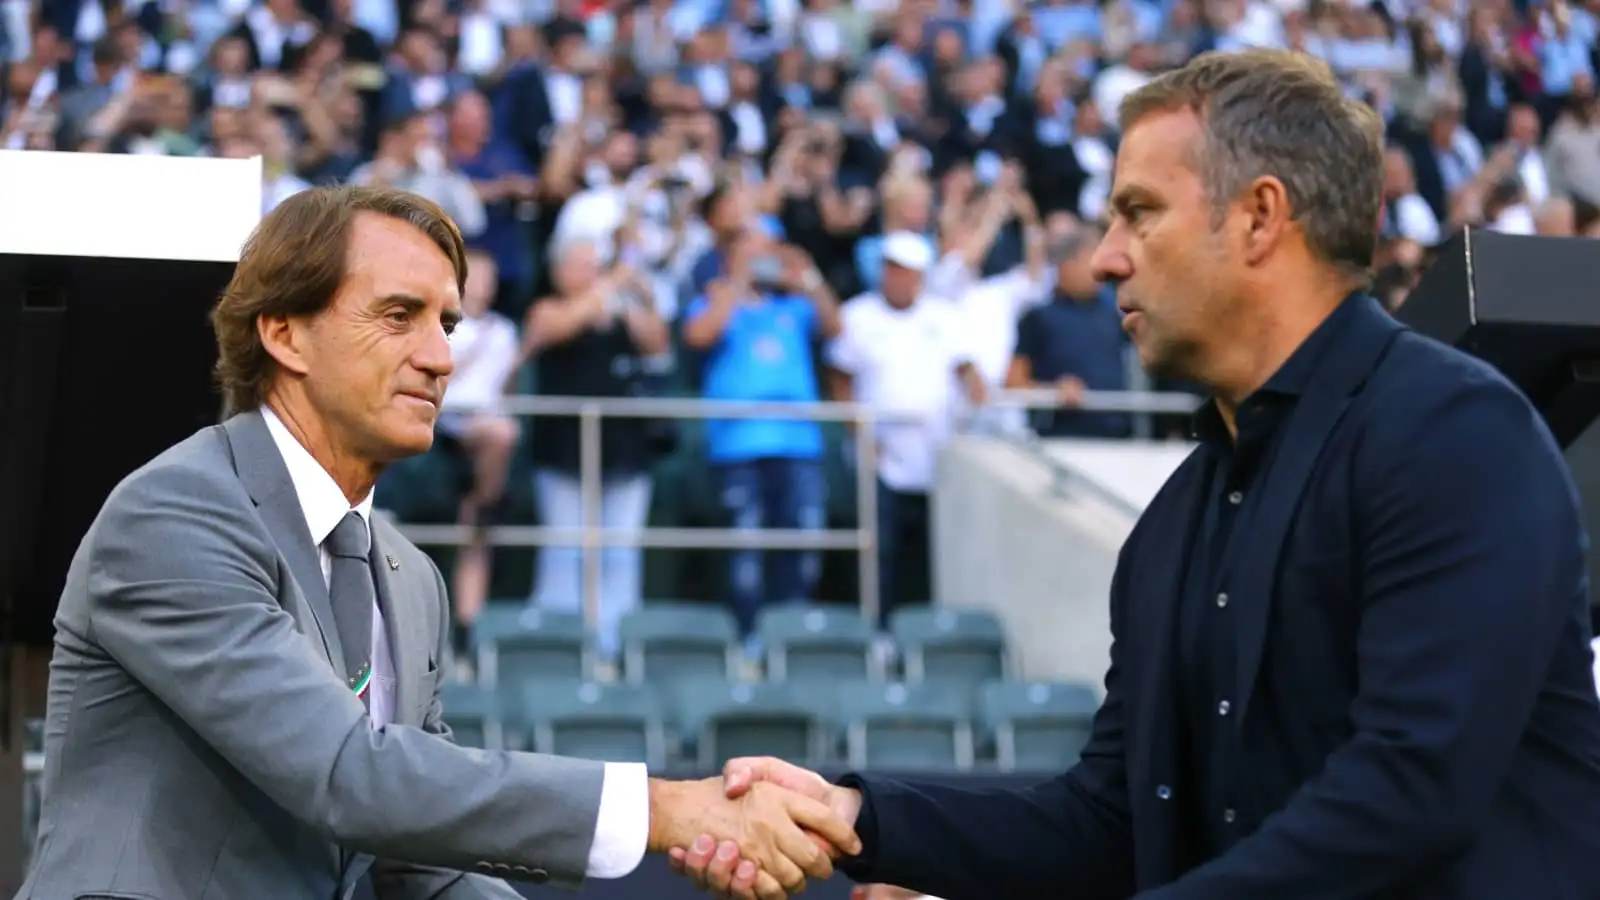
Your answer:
[749,254,785,288]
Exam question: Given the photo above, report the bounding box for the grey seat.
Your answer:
[619,603,739,683]
[439,681,503,750]
[526,680,668,767]
[672,678,826,768]
[980,680,1100,772]
[758,605,879,682]
[474,604,589,688]
[836,680,975,771]
[889,607,1009,685]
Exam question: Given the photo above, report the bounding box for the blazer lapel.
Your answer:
[221,410,343,668]
[1229,297,1405,723]
[369,522,422,723]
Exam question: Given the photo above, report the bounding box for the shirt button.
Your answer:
[1156,784,1173,800]
[1215,592,1229,608]
[1217,699,1232,716]
[1227,490,1243,504]
[1223,808,1237,824]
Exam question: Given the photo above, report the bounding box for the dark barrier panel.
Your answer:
[354,772,1054,900]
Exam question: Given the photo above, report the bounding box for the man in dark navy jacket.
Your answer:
[666,48,1600,900]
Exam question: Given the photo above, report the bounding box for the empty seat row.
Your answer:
[470,602,1012,687]
[439,677,1099,774]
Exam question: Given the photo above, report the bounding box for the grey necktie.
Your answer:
[325,512,375,703]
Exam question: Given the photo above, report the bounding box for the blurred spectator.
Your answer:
[827,232,986,627]
[683,232,842,649]
[440,250,522,653]
[1008,224,1131,439]
[522,239,669,660]
[350,111,486,237]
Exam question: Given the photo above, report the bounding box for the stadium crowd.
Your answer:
[3,0,1598,664]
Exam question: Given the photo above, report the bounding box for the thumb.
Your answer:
[722,760,758,797]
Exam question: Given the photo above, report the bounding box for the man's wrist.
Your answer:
[645,777,680,853]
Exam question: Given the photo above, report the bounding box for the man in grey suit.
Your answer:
[19,186,856,900]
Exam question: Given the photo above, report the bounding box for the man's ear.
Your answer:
[257,314,312,377]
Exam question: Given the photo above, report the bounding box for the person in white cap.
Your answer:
[824,229,988,628]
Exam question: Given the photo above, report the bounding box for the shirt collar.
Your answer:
[260,405,375,547]
[1192,291,1367,443]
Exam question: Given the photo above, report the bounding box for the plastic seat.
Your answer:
[473,605,589,689]
[835,680,975,771]
[671,678,826,768]
[439,681,503,750]
[526,680,667,767]
[981,680,1100,772]
[890,607,1010,685]
[758,604,880,682]
[618,603,739,684]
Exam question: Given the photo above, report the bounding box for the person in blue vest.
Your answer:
[683,232,843,654]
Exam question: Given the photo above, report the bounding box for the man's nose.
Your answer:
[414,319,455,378]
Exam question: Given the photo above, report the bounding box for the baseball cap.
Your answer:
[882,231,934,272]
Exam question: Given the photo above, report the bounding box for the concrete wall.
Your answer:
[929,437,1126,688]
[930,436,1193,689]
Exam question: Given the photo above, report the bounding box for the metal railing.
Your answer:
[394,389,1201,626]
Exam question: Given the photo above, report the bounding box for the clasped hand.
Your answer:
[660,757,863,900]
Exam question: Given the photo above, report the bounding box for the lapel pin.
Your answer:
[386,555,400,571]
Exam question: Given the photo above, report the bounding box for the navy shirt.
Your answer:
[1175,292,1354,863]
[1014,286,1130,438]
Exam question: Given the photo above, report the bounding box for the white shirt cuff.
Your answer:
[585,762,650,879]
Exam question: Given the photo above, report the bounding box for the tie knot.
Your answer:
[326,511,370,560]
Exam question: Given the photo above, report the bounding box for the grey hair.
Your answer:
[549,235,600,268]
[1118,49,1385,286]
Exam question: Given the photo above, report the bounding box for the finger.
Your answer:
[730,858,760,900]
[784,792,863,857]
[754,870,789,900]
[723,762,754,797]
[770,815,832,882]
[759,838,807,894]
[685,834,717,890]
[703,839,741,892]
[667,847,686,874]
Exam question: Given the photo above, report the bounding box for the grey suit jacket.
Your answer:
[19,410,608,900]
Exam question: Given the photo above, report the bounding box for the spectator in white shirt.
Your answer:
[826,232,988,627]
[439,249,522,653]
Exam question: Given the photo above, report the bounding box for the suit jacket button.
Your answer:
[474,862,494,874]
[529,868,550,884]
[1156,784,1173,800]
[494,863,512,875]
[512,865,531,875]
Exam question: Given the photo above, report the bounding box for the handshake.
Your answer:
[647,757,861,900]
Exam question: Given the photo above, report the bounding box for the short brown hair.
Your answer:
[1118,49,1384,284]
[211,186,468,415]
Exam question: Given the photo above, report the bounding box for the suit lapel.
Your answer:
[369,522,421,723]
[1229,296,1405,723]
[222,410,343,668]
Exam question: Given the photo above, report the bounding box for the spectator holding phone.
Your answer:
[683,234,842,653]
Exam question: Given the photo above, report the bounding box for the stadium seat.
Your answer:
[758,604,881,682]
[526,680,668,767]
[618,603,740,684]
[890,607,1010,685]
[439,681,503,750]
[836,680,975,771]
[671,678,826,769]
[473,605,589,688]
[980,680,1100,772]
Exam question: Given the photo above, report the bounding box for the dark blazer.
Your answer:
[840,294,1600,900]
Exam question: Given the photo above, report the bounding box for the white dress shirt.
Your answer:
[260,406,649,878]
